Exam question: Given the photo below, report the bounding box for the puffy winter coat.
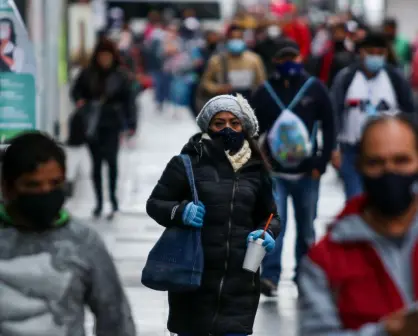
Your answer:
[147,134,280,336]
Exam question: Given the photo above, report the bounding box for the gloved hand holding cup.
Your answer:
[243,214,276,273]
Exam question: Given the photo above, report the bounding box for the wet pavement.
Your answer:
[66,91,345,336]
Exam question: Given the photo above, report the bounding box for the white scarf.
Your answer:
[201,134,252,171]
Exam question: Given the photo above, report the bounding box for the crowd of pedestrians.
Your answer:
[3,4,418,336]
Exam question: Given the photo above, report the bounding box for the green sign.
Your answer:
[0,0,37,142]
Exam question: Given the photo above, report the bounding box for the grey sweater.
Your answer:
[0,216,136,336]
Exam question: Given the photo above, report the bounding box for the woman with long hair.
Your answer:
[71,38,135,219]
[147,94,281,336]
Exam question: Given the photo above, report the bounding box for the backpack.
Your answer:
[264,77,317,168]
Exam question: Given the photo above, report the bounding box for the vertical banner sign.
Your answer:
[0,0,36,142]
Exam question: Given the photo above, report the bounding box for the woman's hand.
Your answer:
[182,201,206,228]
[247,230,276,252]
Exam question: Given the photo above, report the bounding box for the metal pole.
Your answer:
[29,0,45,132]
[44,0,63,136]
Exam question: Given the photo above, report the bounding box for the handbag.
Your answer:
[141,154,204,292]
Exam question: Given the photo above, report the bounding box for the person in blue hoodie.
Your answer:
[250,38,336,297]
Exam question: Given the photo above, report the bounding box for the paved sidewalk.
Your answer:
[67,91,346,336]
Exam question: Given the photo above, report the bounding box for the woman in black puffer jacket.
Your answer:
[147,94,281,336]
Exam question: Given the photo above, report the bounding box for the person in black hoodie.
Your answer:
[250,38,336,296]
[147,94,280,336]
[71,38,135,219]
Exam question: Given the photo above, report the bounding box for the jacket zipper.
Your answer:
[209,176,238,334]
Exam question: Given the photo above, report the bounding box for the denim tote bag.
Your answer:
[141,154,204,292]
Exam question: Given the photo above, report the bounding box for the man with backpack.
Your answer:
[331,31,415,201]
[251,38,336,297]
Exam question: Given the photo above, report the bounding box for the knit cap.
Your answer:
[196,94,259,137]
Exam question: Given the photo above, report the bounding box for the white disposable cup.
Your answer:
[243,238,266,273]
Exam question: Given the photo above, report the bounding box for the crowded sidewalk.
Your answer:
[64,90,345,336]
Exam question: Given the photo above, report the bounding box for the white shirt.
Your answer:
[339,70,398,145]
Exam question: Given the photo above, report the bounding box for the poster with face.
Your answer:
[0,0,37,141]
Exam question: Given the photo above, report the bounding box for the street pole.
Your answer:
[29,0,45,132]
[44,0,63,136]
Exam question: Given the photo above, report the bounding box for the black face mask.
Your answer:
[362,172,418,217]
[13,188,66,229]
[208,127,245,152]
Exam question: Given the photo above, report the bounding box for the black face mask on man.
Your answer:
[208,127,245,152]
[12,188,66,229]
[362,171,418,217]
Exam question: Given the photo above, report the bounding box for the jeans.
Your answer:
[340,144,363,201]
[88,131,120,211]
[152,70,172,107]
[261,175,320,284]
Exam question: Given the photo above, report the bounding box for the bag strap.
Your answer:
[288,77,316,110]
[263,81,286,110]
[263,77,316,111]
[220,52,229,84]
[180,154,199,205]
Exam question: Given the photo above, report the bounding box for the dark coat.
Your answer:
[71,66,136,132]
[146,134,280,336]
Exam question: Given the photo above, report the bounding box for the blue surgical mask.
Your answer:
[364,55,386,73]
[227,39,246,55]
[276,61,303,76]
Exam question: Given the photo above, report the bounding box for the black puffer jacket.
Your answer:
[147,134,280,336]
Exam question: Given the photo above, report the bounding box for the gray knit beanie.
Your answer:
[196,94,259,137]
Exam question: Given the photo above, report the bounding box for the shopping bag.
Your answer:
[141,154,204,292]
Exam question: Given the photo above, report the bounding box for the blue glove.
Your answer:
[182,201,205,228]
[247,230,275,253]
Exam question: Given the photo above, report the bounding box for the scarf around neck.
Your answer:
[201,133,252,171]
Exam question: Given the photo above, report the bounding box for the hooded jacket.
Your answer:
[299,195,418,335]
[0,206,136,336]
[146,134,280,335]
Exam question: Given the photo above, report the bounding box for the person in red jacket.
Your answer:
[280,5,311,61]
[299,114,418,335]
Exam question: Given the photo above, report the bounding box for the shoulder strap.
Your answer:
[180,154,199,204]
[263,81,286,110]
[288,77,316,110]
[263,77,316,111]
[220,53,229,84]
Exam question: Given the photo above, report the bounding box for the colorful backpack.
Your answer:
[264,77,317,168]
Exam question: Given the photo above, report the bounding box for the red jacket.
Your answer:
[282,21,311,61]
[301,195,418,333]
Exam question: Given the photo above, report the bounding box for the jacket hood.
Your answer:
[327,194,418,244]
[180,133,206,157]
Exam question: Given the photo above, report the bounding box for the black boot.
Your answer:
[107,197,118,221]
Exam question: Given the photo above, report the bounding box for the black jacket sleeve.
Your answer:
[118,70,137,131]
[146,156,191,228]
[388,66,415,113]
[71,69,88,103]
[313,80,337,174]
[253,171,281,239]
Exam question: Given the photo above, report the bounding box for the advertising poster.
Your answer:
[0,0,36,142]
